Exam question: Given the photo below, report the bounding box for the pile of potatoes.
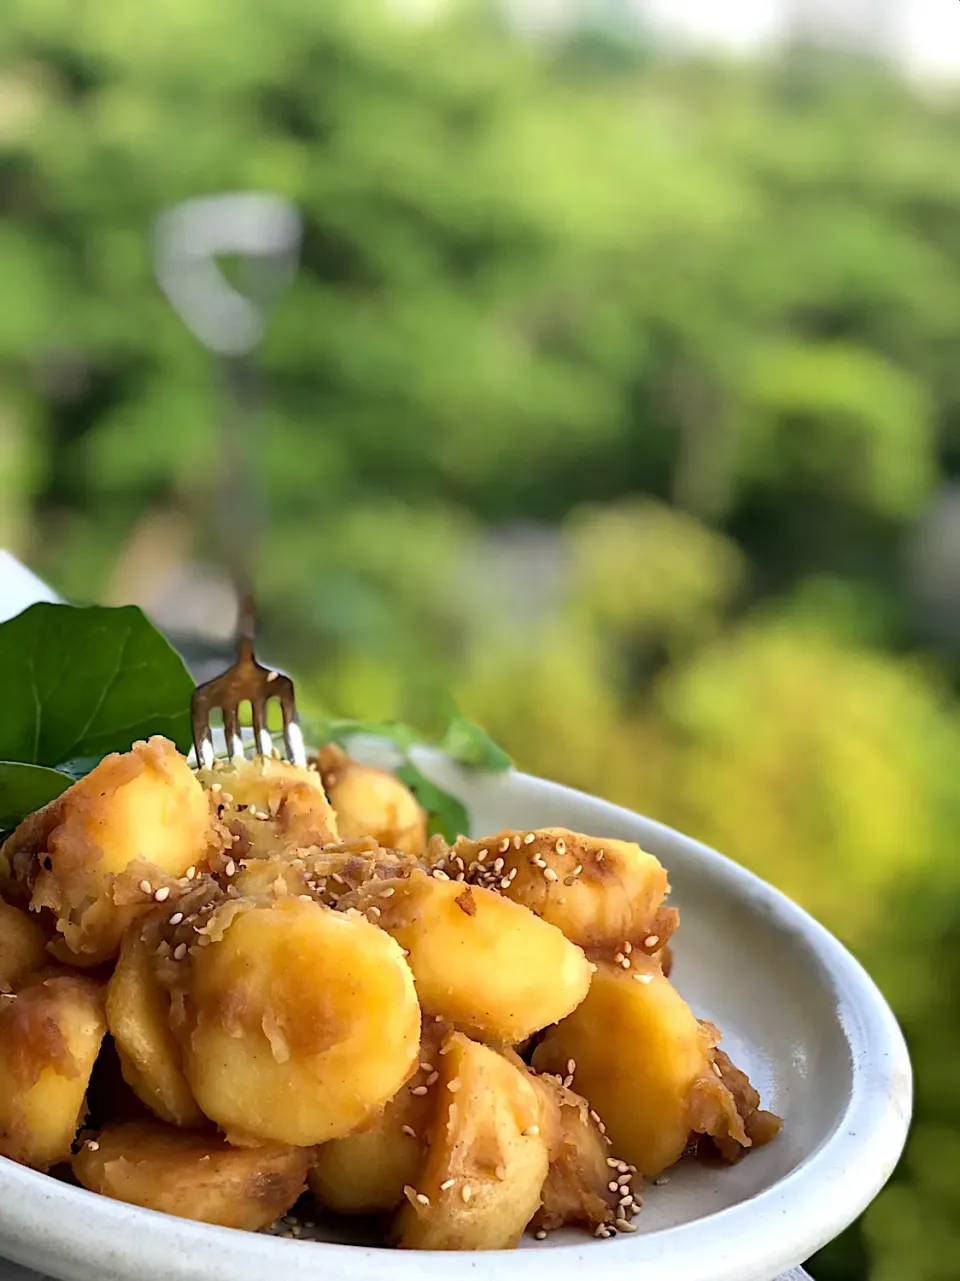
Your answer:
[0,735,779,1249]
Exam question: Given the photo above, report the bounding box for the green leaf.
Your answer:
[301,716,422,752]
[439,715,512,772]
[395,763,470,842]
[0,603,195,766]
[0,762,72,830]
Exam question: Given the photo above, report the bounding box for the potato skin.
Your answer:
[106,924,203,1128]
[309,1020,450,1215]
[395,1032,549,1250]
[0,972,106,1170]
[3,738,211,966]
[0,899,48,992]
[375,869,593,1044]
[73,1121,310,1230]
[318,746,427,855]
[197,756,337,862]
[177,897,420,1146]
[449,828,674,953]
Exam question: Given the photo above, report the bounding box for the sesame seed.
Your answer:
[633,973,653,984]
[210,783,222,793]
[426,1071,439,1086]
[713,1062,724,1079]
[620,957,631,969]
[419,1061,433,1072]
[624,941,633,954]
[654,1175,670,1186]
[440,1178,455,1190]
[522,1125,540,1137]
[614,953,625,965]
[619,1194,633,1207]
[563,1075,574,1088]
[535,1229,547,1240]
[513,834,521,849]
[402,1125,417,1139]
[381,887,395,898]
[523,833,536,845]
[617,1173,631,1186]
[154,886,170,903]
[139,879,153,895]
[169,912,184,926]
[495,1164,506,1180]
[643,935,660,949]
[173,943,187,961]
[590,1110,602,1125]
[499,877,512,889]
[616,1219,638,1233]
[433,869,449,881]
[606,1158,620,1169]
[596,850,605,862]
[608,1181,620,1192]
[186,866,197,880]
[368,906,382,918]
[493,857,504,873]
[411,1085,429,1096]
[595,1224,610,1238]
[224,860,236,877]
[461,1185,472,1202]
[477,848,489,861]
[543,868,559,883]
[555,839,566,856]
[416,1193,430,1206]
[267,670,279,682]
[86,1140,100,1151]
[567,1058,576,1075]
[572,864,582,876]
[499,838,511,853]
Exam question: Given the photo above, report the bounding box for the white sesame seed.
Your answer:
[572,864,582,876]
[620,957,631,969]
[523,833,536,845]
[416,1193,430,1206]
[186,866,197,880]
[608,1181,619,1192]
[411,1085,429,1096]
[512,834,521,849]
[368,906,382,918]
[402,1125,417,1138]
[633,973,654,984]
[623,941,632,953]
[440,1178,455,1190]
[477,848,489,861]
[713,1062,724,1078]
[426,1071,439,1086]
[643,935,660,949]
[210,783,222,793]
[613,953,625,965]
[173,943,187,961]
[169,912,184,926]
[224,859,236,877]
[616,1219,638,1233]
[419,1061,433,1072]
[461,1185,472,1202]
[433,869,449,881]
[617,1172,631,1185]
[499,838,511,853]
[543,868,559,883]
[607,1158,620,1168]
[499,877,512,889]
[267,670,279,682]
[522,1125,540,1137]
[154,886,170,903]
[86,1140,100,1151]
[381,887,395,898]
[654,1175,670,1186]
[535,1228,547,1240]
[139,879,153,895]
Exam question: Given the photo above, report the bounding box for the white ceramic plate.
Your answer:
[0,751,912,1281]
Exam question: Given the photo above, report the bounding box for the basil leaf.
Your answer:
[302,717,422,752]
[439,715,512,772]
[395,763,470,842]
[0,762,73,829]
[0,603,194,766]
[55,756,104,781]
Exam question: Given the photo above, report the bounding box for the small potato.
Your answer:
[0,899,47,992]
[394,1032,549,1250]
[534,961,711,1176]
[309,1021,449,1215]
[0,973,106,1170]
[450,828,674,953]
[198,756,337,862]
[4,738,212,966]
[178,897,420,1146]
[530,1071,623,1231]
[73,1121,310,1230]
[107,925,203,1128]
[318,746,427,855]
[374,869,593,1043]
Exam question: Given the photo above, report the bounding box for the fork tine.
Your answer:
[191,696,216,770]
[277,683,307,767]
[222,702,245,760]
[251,695,273,759]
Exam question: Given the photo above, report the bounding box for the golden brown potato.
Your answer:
[3,738,212,966]
[197,755,337,863]
[529,1070,627,1232]
[394,1032,549,1250]
[318,746,427,855]
[372,869,593,1044]
[234,838,417,907]
[534,961,777,1176]
[106,924,203,1128]
[175,897,420,1145]
[0,899,48,992]
[0,972,106,1169]
[309,1020,450,1215]
[688,1042,782,1162]
[72,1121,310,1230]
[448,828,674,953]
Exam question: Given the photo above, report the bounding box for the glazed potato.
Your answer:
[318,746,427,855]
[3,738,211,966]
[178,897,420,1145]
[530,1071,623,1231]
[309,1021,449,1215]
[394,1033,549,1250]
[106,925,203,1128]
[534,961,714,1176]
[197,755,337,862]
[374,869,593,1043]
[0,899,48,992]
[73,1121,310,1230]
[234,839,417,906]
[0,973,106,1169]
[450,828,674,953]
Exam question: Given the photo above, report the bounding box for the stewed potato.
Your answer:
[197,755,337,862]
[0,899,48,991]
[372,869,593,1043]
[3,738,211,966]
[318,746,427,855]
[0,972,106,1169]
[394,1032,549,1250]
[73,1121,310,1230]
[534,960,765,1176]
[175,896,420,1145]
[448,828,675,954]
[106,923,203,1128]
[309,1021,450,1215]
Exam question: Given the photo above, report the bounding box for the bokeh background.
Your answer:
[3,1,960,1275]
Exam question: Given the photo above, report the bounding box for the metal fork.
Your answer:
[154,192,307,770]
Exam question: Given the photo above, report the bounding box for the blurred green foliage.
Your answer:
[3,1,960,1273]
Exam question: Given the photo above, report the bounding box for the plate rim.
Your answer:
[0,758,912,1281]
